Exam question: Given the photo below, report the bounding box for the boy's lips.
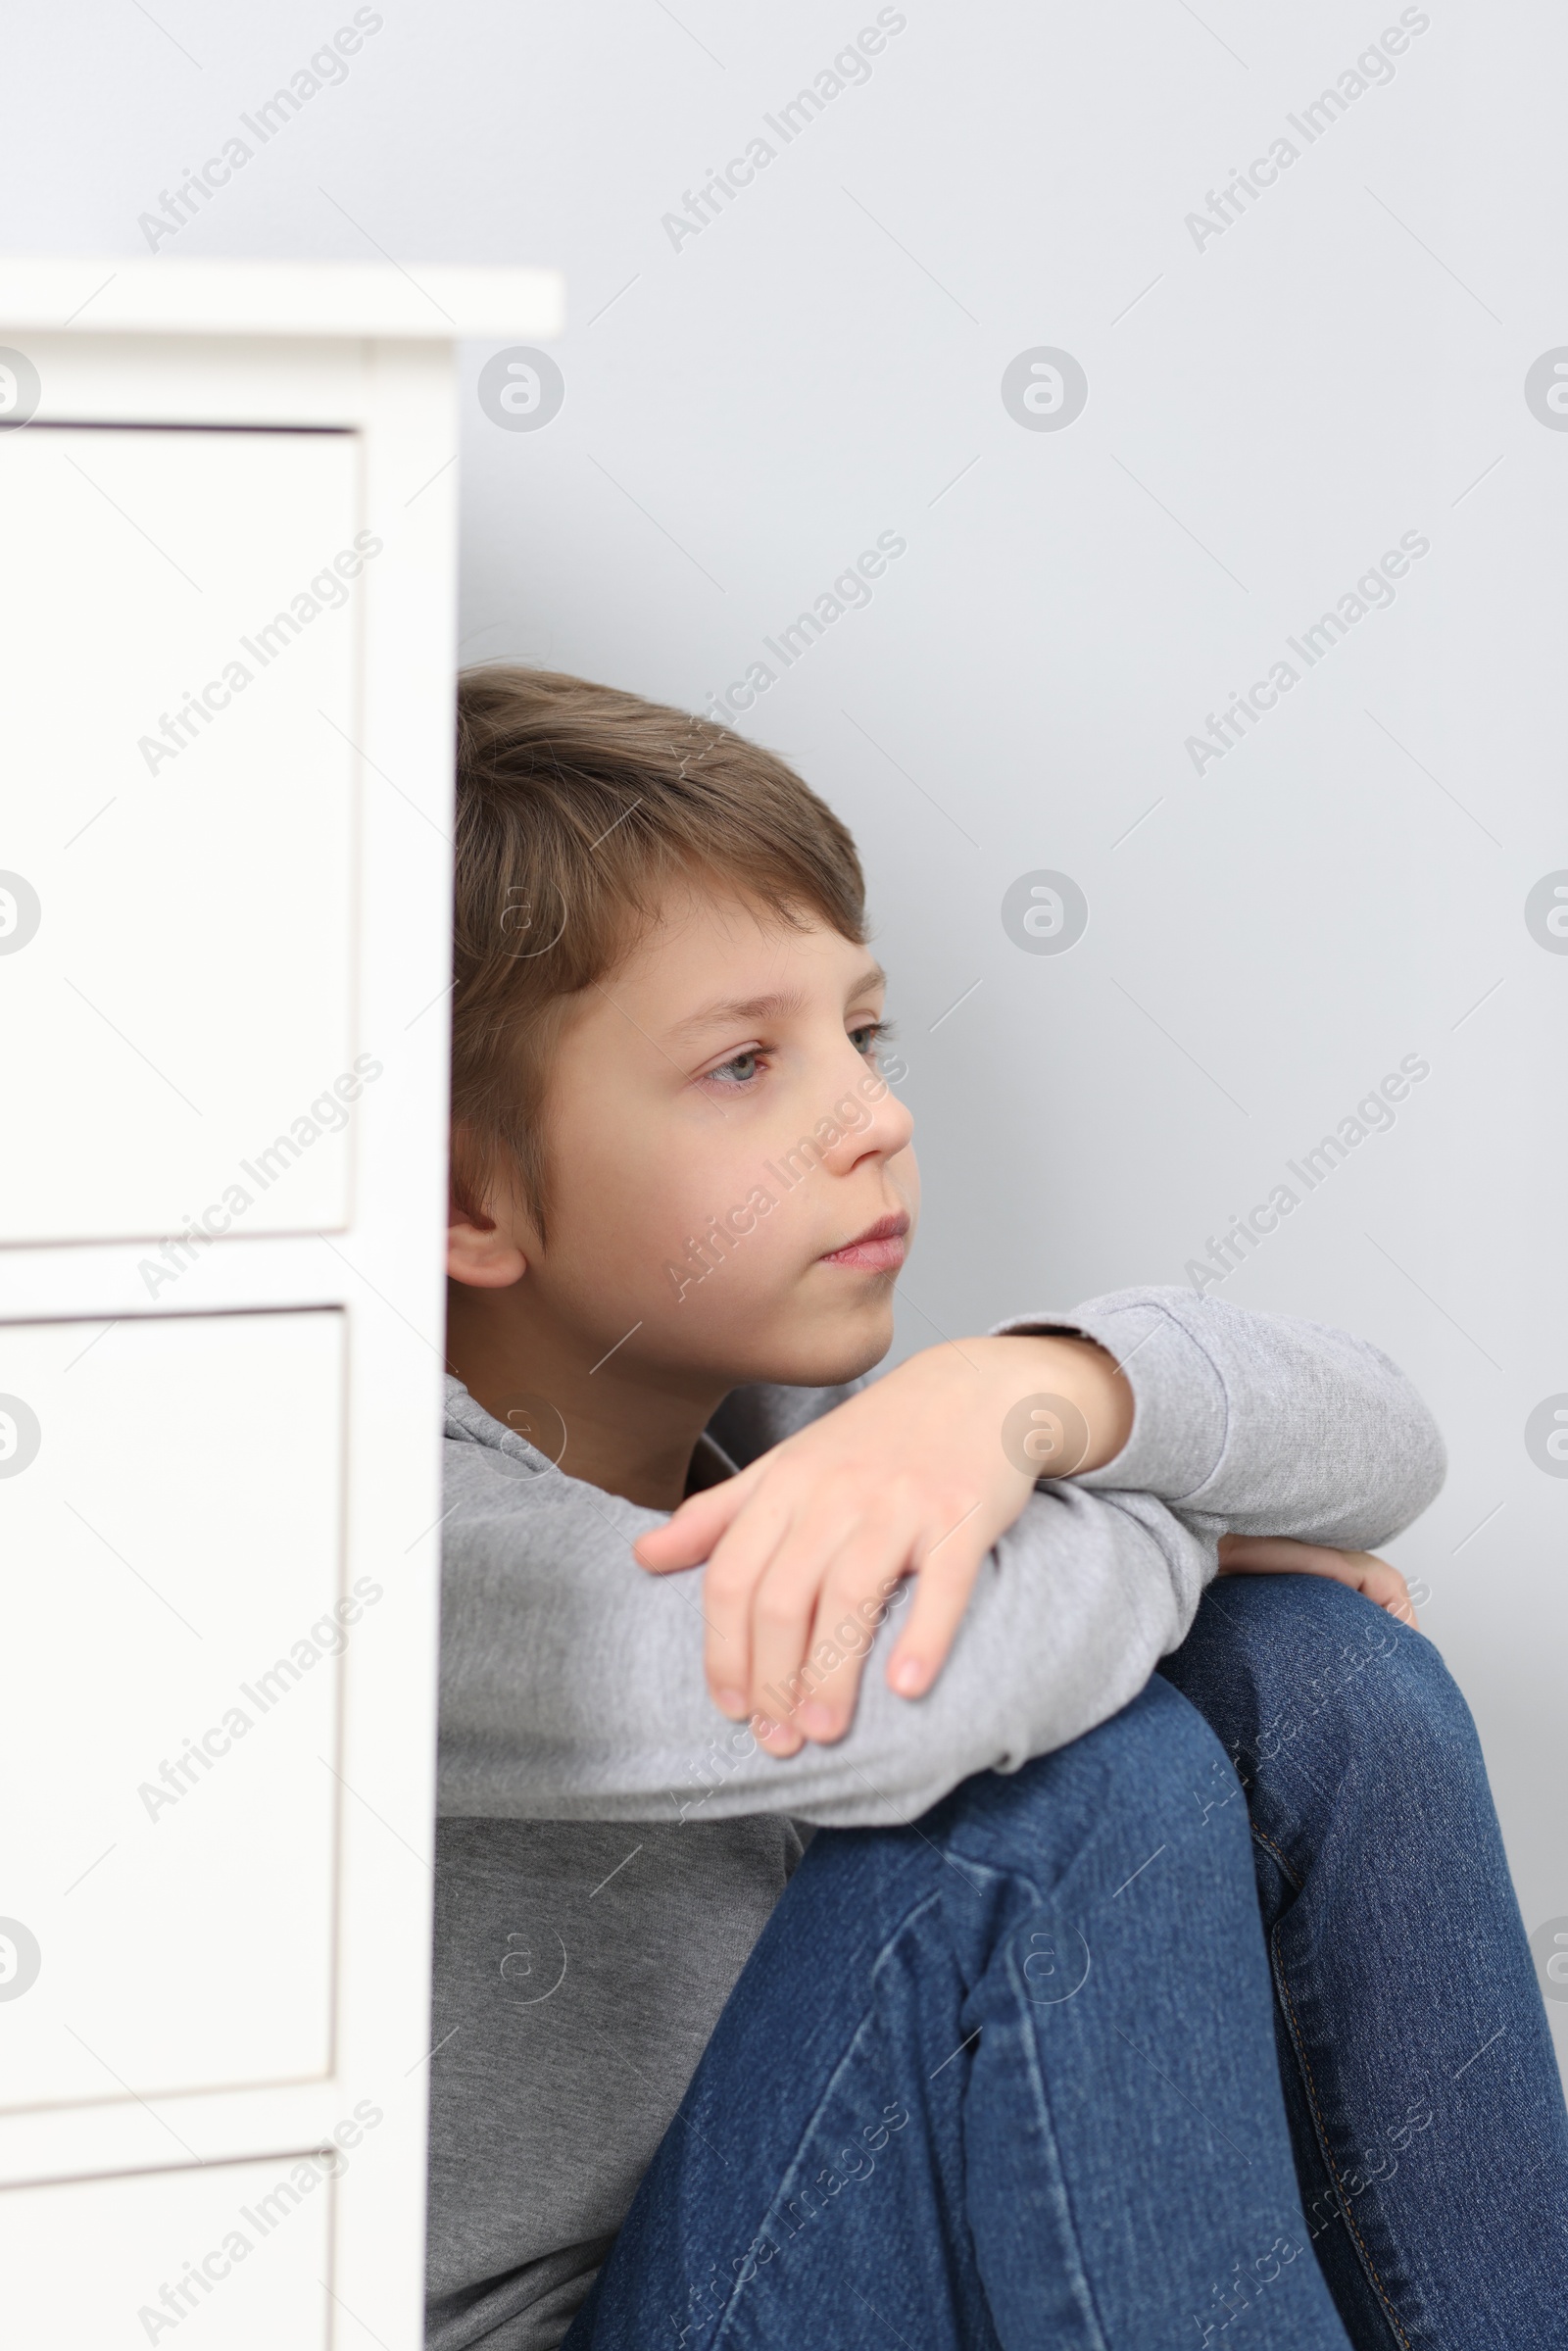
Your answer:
[817,1212,909,1274]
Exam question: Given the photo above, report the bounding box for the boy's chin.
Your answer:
[728,1302,896,1392]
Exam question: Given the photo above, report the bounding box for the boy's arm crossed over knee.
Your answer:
[633,1284,1445,1747]
[635,1329,1131,1748]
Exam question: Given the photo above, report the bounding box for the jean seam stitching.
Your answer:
[1249,1820,1303,1894]
[706,1885,946,2351]
[1003,1914,1114,2351]
[1272,1934,1413,2351]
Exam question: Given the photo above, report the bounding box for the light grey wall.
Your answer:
[11,0,1567,2060]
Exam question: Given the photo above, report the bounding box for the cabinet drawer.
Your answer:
[0,2152,334,2347]
[0,1311,346,2109]
[0,425,365,1245]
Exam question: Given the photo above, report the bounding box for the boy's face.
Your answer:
[468,884,918,1396]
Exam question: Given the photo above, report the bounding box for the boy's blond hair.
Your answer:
[452,665,867,1236]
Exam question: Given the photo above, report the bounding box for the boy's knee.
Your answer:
[937,1678,1238,1886]
[1312,1592,1478,1778]
[1171,1571,1478,1788]
[1098,1675,1244,1848]
[1090,1672,1232,1799]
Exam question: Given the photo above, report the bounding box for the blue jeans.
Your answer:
[564,1578,1568,2349]
[1157,1574,1568,2347]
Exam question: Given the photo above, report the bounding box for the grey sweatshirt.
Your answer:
[426,1288,1446,2350]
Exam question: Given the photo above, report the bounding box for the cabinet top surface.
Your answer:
[0,256,564,340]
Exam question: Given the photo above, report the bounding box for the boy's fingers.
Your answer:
[790,1542,912,1742]
[632,1466,760,1571]
[1215,1534,1319,1574]
[1360,1558,1417,1623]
[743,1519,883,1731]
[1215,1537,1419,1624]
[883,1535,992,1700]
[1218,1536,1366,1580]
[760,1501,992,1739]
[697,1489,802,1717]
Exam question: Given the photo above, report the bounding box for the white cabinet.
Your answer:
[0,426,360,1244]
[0,255,563,2349]
[0,1310,343,2111]
[0,2153,336,2347]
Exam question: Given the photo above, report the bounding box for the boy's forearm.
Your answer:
[439,1467,1205,1828]
[716,1287,1445,1548]
[636,1330,1137,1741]
[991,1287,1446,1549]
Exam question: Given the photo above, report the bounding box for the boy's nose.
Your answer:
[821,1077,913,1173]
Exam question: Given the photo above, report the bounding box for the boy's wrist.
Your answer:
[950,1332,1134,1481]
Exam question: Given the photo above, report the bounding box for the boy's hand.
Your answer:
[1216,1533,1421,1625]
[632,1333,1133,1756]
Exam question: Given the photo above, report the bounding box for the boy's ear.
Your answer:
[447,1199,527,1290]
[447,1145,530,1290]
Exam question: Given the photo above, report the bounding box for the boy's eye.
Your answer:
[703,1018,892,1089]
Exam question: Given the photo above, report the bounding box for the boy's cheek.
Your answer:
[644,1201,856,1339]
[553,1117,918,1369]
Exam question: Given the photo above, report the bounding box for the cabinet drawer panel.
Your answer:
[0,1311,345,2108]
[0,2153,335,2348]
[0,425,365,1245]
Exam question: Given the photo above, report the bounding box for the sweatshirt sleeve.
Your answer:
[990,1285,1446,1549]
[436,1287,1445,1830]
[438,1454,1203,1829]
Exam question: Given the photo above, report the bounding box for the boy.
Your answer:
[430,666,1568,2349]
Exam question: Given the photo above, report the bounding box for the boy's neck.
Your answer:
[445,1281,725,1512]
